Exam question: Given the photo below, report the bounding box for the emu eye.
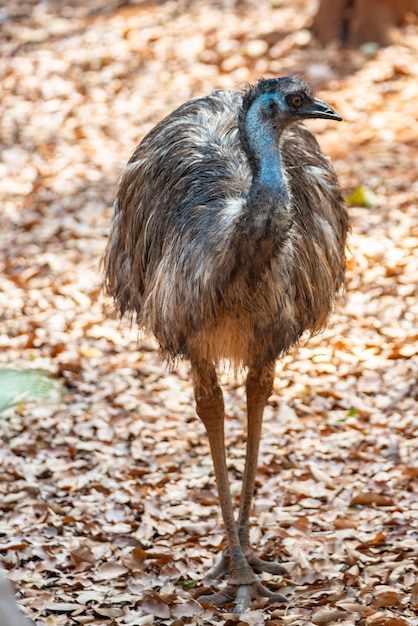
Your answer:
[290,93,304,108]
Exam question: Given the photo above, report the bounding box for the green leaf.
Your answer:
[346,187,378,207]
[177,579,197,589]
[0,369,62,414]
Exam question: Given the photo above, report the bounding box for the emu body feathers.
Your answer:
[105,87,347,368]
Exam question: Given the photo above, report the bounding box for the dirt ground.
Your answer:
[0,1,417,625]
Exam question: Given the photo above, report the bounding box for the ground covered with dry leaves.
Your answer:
[0,1,417,625]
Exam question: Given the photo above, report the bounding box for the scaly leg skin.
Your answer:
[192,362,287,613]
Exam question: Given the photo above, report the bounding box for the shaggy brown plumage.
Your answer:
[104,76,348,613]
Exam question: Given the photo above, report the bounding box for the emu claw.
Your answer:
[199,580,288,614]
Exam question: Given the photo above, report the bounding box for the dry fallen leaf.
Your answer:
[140,593,171,619]
[350,492,394,507]
[95,562,128,580]
[311,608,348,624]
[371,588,403,608]
[411,582,418,609]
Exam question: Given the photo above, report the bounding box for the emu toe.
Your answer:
[199,580,288,614]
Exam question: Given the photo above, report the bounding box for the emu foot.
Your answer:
[200,548,288,613]
[206,547,288,580]
[198,580,288,614]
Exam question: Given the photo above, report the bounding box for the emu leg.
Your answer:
[239,364,287,574]
[192,362,256,610]
[192,362,286,613]
[209,365,287,583]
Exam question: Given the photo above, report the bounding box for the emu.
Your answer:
[104,76,348,613]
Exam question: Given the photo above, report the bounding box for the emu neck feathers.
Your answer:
[244,99,290,211]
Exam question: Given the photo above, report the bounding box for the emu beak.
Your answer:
[306,97,342,122]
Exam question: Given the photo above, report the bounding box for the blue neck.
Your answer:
[256,144,289,205]
[245,95,290,209]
